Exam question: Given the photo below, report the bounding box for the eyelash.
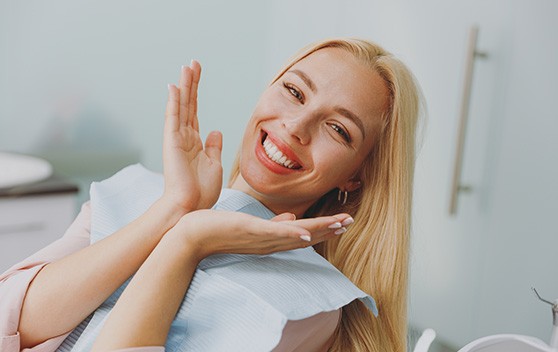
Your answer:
[282,81,352,144]
[283,82,304,103]
[329,123,352,143]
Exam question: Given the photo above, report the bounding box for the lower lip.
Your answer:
[255,136,298,175]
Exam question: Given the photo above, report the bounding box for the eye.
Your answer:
[283,82,304,103]
[329,123,352,143]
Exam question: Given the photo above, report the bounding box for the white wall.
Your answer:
[0,0,269,195]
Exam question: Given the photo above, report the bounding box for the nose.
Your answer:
[281,113,313,145]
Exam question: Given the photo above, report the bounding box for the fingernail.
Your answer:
[328,222,342,229]
[300,235,312,242]
[190,59,195,66]
[334,227,347,235]
[341,217,354,226]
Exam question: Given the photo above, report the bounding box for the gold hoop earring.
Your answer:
[337,189,348,205]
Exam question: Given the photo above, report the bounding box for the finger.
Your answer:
[165,84,180,133]
[271,213,296,222]
[306,231,340,247]
[248,215,348,246]
[297,216,352,246]
[204,131,222,163]
[322,213,352,233]
[245,216,310,240]
[272,223,312,242]
[289,214,353,242]
[179,65,193,129]
[287,213,354,239]
[189,60,202,131]
[315,213,354,238]
[288,214,348,231]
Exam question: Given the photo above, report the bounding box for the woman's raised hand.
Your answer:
[172,210,354,261]
[162,61,223,213]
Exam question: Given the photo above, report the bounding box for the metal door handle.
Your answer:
[449,25,488,215]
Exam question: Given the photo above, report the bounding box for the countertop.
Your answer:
[0,175,79,198]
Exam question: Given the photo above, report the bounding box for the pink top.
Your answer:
[0,203,340,352]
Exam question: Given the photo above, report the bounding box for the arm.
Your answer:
[91,210,352,351]
[0,203,91,352]
[18,198,185,348]
[18,61,223,349]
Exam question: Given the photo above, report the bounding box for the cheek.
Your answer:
[252,88,291,119]
[312,146,358,179]
[312,138,369,180]
[240,122,256,154]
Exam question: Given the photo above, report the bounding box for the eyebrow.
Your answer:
[335,107,366,140]
[290,69,316,93]
[289,69,366,139]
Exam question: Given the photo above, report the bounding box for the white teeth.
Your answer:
[263,136,297,169]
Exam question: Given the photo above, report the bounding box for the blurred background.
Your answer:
[1,0,557,351]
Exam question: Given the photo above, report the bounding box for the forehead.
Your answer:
[287,48,389,137]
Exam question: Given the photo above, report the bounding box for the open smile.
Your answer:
[256,131,302,173]
[262,137,299,169]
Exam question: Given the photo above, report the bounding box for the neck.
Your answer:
[229,174,312,219]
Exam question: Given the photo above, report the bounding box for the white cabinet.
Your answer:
[0,182,77,273]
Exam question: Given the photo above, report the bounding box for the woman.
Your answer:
[0,38,422,352]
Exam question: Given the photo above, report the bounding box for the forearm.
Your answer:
[19,198,188,349]
[91,227,199,351]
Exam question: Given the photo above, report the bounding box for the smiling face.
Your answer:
[231,47,390,217]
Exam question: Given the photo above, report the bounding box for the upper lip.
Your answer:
[261,129,304,169]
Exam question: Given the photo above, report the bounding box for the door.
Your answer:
[393,0,558,348]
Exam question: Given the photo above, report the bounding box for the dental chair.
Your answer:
[457,334,557,352]
[413,289,558,352]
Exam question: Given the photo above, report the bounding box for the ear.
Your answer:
[340,180,361,192]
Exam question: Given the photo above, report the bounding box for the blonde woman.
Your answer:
[0,38,422,352]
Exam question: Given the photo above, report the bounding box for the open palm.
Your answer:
[163,61,223,212]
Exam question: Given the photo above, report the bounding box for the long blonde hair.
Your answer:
[229,38,422,352]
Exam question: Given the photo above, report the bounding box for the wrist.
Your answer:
[161,187,205,214]
[165,220,208,264]
[151,198,194,228]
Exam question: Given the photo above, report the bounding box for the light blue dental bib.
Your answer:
[57,164,377,352]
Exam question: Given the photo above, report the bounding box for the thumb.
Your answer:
[271,212,296,222]
[205,131,222,163]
